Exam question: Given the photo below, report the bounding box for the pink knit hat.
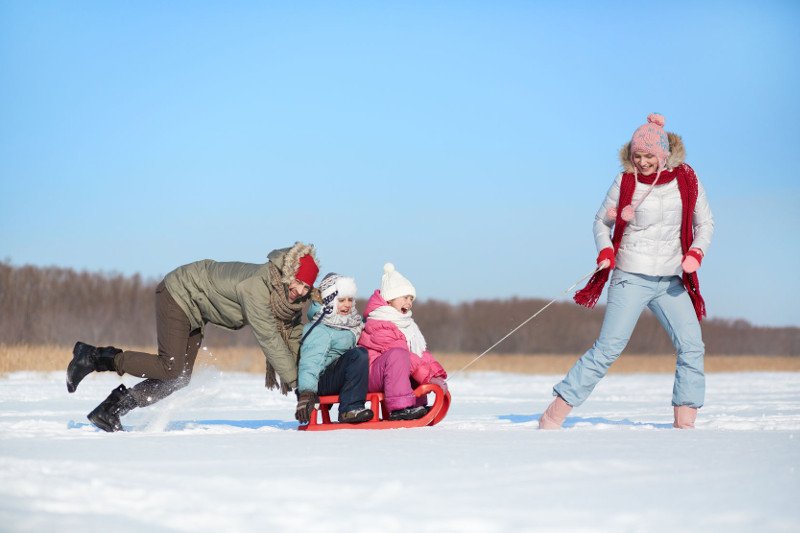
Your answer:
[630,113,670,169]
[611,113,672,222]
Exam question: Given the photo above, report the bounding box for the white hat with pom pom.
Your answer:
[380,263,416,302]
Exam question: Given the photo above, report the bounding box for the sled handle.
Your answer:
[414,383,451,426]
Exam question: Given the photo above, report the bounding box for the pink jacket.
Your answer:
[357,290,447,384]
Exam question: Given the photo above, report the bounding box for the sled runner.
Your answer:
[298,382,451,431]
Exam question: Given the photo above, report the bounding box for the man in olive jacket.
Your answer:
[66,242,320,432]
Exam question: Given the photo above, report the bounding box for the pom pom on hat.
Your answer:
[647,113,665,127]
[380,262,416,302]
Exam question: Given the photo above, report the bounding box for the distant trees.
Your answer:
[418,298,800,356]
[0,263,154,346]
[1,261,797,355]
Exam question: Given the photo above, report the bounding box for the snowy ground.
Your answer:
[1,369,798,533]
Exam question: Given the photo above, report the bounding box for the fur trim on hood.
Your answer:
[267,242,319,286]
[619,131,686,173]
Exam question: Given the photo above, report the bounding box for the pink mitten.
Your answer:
[429,376,448,395]
[682,248,703,273]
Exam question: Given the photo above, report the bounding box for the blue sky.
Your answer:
[2,1,799,327]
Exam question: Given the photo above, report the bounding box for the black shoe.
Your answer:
[338,408,374,424]
[388,406,427,421]
[67,342,121,393]
[87,385,137,432]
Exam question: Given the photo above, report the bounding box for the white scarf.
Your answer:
[368,305,427,357]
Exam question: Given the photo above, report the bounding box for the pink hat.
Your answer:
[630,113,670,169]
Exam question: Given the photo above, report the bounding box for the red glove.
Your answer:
[682,248,704,273]
[596,247,615,270]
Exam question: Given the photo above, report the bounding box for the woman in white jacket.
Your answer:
[539,114,714,430]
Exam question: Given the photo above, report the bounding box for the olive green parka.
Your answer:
[164,246,314,390]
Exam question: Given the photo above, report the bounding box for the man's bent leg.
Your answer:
[115,281,198,381]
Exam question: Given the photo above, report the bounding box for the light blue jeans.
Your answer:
[554,269,705,408]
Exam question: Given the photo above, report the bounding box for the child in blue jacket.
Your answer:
[295,273,373,424]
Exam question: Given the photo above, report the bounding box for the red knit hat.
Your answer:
[295,254,319,286]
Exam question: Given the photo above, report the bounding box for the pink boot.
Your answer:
[673,406,697,429]
[538,396,572,430]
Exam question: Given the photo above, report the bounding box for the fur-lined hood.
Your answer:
[619,131,686,173]
[267,241,319,286]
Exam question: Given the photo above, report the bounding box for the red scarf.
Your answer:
[573,163,706,321]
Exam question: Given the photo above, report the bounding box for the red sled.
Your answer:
[297,383,451,431]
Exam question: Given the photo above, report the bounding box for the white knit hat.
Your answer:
[319,273,358,313]
[380,263,416,302]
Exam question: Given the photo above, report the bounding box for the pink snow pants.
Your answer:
[368,347,418,411]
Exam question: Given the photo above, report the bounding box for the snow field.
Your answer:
[1,369,798,532]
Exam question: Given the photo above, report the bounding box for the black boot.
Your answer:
[87,385,137,432]
[338,408,374,424]
[388,405,427,421]
[66,341,121,393]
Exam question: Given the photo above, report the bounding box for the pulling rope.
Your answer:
[445,265,603,382]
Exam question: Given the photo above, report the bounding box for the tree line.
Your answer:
[1,261,797,355]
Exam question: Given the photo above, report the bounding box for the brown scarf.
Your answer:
[265,262,304,394]
[574,163,706,321]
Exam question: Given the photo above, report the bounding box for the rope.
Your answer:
[445,266,603,382]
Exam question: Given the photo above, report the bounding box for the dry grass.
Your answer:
[0,344,266,375]
[2,344,798,376]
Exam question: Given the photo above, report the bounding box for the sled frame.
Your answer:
[297,383,451,431]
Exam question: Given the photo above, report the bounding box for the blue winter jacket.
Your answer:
[297,302,360,393]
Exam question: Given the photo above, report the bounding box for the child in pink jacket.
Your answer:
[358,263,447,420]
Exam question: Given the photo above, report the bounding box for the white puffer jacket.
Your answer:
[593,133,714,277]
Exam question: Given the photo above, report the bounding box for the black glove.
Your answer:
[295,391,318,424]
